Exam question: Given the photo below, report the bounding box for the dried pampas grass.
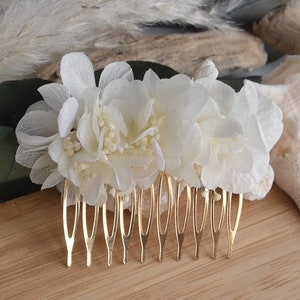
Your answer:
[0,0,240,82]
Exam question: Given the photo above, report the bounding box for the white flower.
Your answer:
[143,69,209,187]
[16,53,283,206]
[15,81,77,189]
[193,76,283,193]
[48,53,166,205]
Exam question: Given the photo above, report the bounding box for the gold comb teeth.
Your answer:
[192,187,209,260]
[156,172,173,262]
[82,197,99,267]
[119,190,136,264]
[227,193,243,258]
[62,176,244,267]
[138,185,155,263]
[210,189,227,259]
[174,181,191,261]
[103,195,119,267]
[62,180,80,267]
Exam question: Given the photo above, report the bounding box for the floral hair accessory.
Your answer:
[15,53,283,266]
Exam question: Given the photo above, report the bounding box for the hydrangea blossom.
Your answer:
[15,53,283,207]
[193,62,283,193]
[143,69,209,188]
[41,53,164,205]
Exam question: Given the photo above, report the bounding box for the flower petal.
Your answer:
[48,139,65,164]
[244,165,274,200]
[102,79,151,136]
[211,118,243,138]
[135,165,159,190]
[198,79,236,115]
[255,96,283,151]
[152,139,165,170]
[193,59,219,80]
[99,62,133,89]
[77,112,98,153]
[219,152,269,193]
[201,157,227,190]
[227,146,254,173]
[80,176,104,206]
[108,155,132,191]
[26,101,52,113]
[15,144,46,168]
[38,83,70,111]
[30,153,56,184]
[48,138,72,179]
[60,52,95,98]
[16,110,59,147]
[41,170,64,189]
[143,68,160,90]
[58,97,79,138]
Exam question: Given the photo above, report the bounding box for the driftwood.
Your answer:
[37,30,267,81]
[254,0,300,54]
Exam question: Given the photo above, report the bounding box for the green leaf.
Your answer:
[0,126,40,202]
[0,78,51,128]
[94,61,178,83]
[220,76,262,92]
[128,61,178,80]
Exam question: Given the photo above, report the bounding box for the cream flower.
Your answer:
[16,53,283,206]
[143,69,209,187]
[15,81,78,189]
[194,75,283,193]
[48,53,165,205]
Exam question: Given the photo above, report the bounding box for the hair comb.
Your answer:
[14,53,283,268]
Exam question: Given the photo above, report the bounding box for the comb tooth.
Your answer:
[210,189,227,259]
[227,193,243,258]
[82,197,99,267]
[62,180,81,267]
[103,194,119,267]
[156,173,173,262]
[174,181,191,261]
[119,189,136,264]
[192,187,209,260]
[138,185,155,263]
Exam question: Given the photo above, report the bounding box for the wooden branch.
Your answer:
[37,30,267,81]
[254,0,300,54]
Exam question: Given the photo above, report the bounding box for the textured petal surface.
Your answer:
[41,170,64,189]
[103,79,151,137]
[58,97,79,138]
[60,52,95,98]
[30,153,56,184]
[193,59,219,80]
[77,112,98,153]
[99,62,133,89]
[16,110,59,146]
[15,144,46,168]
[198,79,235,115]
[25,101,52,113]
[38,83,70,111]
